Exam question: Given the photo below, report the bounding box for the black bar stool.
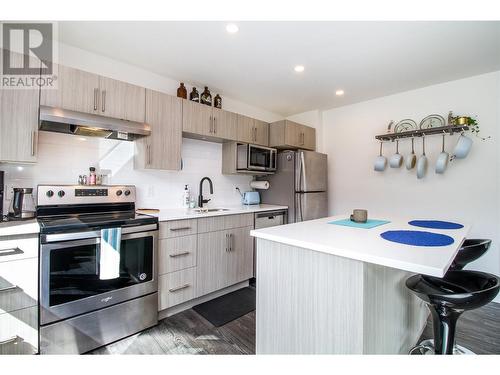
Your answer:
[406,270,500,354]
[449,239,491,271]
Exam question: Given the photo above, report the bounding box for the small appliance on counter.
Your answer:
[8,187,36,220]
[236,187,261,205]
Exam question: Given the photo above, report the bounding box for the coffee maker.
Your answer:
[0,170,4,219]
[8,188,36,220]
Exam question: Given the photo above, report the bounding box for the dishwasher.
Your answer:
[253,209,288,277]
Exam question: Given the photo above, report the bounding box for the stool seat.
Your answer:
[406,270,500,354]
[450,239,491,271]
[406,270,500,311]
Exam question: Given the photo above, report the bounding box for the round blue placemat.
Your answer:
[408,220,464,230]
[380,230,454,247]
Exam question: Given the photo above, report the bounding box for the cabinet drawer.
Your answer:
[198,213,253,233]
[158,268,196,310]
[159,219,198,239]
[159,235,197,275]
[0,235,38,263]
[0,306,38,354]
[0,257,38,314]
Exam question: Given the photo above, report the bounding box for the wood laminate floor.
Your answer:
[90,302,500,355]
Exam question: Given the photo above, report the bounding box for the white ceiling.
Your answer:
[58,21,500,116]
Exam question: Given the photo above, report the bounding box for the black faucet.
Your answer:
[198,177,214,208]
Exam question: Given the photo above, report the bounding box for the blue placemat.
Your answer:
[328,219,390,229]
[381,230,454,247]
[408,220,464,230]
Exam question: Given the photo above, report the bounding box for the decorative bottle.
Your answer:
[214,94,222,109]
[89,167,97,186]
[189,87,200,102]
[200,86,212,106]
[177,83,187,99]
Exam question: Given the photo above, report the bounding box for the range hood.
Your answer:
[39,106,151,141]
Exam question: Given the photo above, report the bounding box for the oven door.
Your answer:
[40,228,158,325]
[248,145,277,171]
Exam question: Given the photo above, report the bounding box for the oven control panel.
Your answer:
[37,185,136,206]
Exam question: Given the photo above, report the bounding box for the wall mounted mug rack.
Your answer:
[375,125,470,142]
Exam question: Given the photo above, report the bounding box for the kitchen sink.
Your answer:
[193,208,230,213]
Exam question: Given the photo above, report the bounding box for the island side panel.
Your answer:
[362,263,428,354]
[255,238,364,354]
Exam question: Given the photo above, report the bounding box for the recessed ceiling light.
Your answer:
[294,65,305,73]
[226,23,239,34]
[335,89,345,96]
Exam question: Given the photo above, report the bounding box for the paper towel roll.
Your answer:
[250,180,269,190]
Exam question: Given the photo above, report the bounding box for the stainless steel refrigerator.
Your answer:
[259,150,328,222]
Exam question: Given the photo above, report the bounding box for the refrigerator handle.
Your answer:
[298,151,306,192]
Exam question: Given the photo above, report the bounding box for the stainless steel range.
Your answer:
[37,185,158,354]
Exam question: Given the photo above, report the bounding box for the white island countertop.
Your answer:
[251,214,470,277]
[140,204,288,222]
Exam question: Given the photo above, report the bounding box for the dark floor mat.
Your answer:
[192,287,255,327]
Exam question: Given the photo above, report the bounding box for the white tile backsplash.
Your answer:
[1,132,252,210]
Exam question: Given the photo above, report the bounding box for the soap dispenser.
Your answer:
[182,185,190,208]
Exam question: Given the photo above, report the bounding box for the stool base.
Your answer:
[409,339,475,355]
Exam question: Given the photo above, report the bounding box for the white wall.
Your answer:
[1,43,283,209]
[322,72,500,300]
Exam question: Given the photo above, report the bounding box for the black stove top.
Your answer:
[37,212,158,234]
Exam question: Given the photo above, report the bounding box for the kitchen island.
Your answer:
[250,215,470,354]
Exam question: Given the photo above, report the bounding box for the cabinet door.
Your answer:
[196,227,254,297]
[99,76,146,122]
[237,114,254,144]
[253,119,269,146]
[136,90,182,170]
[227,226,254,284]
[301,125,316,151]
[182,100,213,136]
[0,51,39,163]
[213,108,237,140]
[40,64,99,114]
[284,120,302,148]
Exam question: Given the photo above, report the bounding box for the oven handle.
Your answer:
[42,223,158,244]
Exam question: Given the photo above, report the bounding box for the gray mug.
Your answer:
[350,209,368,223]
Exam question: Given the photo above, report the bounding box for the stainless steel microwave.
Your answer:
[237,143,277,172]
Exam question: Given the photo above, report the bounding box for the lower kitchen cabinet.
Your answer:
[196,226,254,297]
[158,267,196,310]
[0,231,39,355]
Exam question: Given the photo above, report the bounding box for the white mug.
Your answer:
[452,134,473,159]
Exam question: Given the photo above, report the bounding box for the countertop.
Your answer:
[141,204,288,222]
[251,214,470,277]
[0,218,40,237]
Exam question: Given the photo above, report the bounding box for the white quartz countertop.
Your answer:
[0,219,40,237]
[140,204,288,222]
[251,215,470,277]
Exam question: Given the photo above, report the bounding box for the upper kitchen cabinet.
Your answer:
[269,120,316,151]
[98,76,145,122]
[135,90,182,170]
[40,64,145,122]
[40,64,100,115]
[0,50,39,163]
[212,107,238,141]
[237,115,269,146]
[182,100,238,141]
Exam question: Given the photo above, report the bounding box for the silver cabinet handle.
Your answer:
[148,144,152,165]
[254,127,257,142]
[225,233,229,252]
[0,336,21,346]
[230,233,233,251]
[0,247,23,257]
[169,251,190,258]
[0,284,17,293]
[214,116,217,134]
[30,131,35,156]
[101,90,106,112]
[93,88,98,111]
[169,284,190,293]
[169,226,191,232]
[209,115,213,133]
